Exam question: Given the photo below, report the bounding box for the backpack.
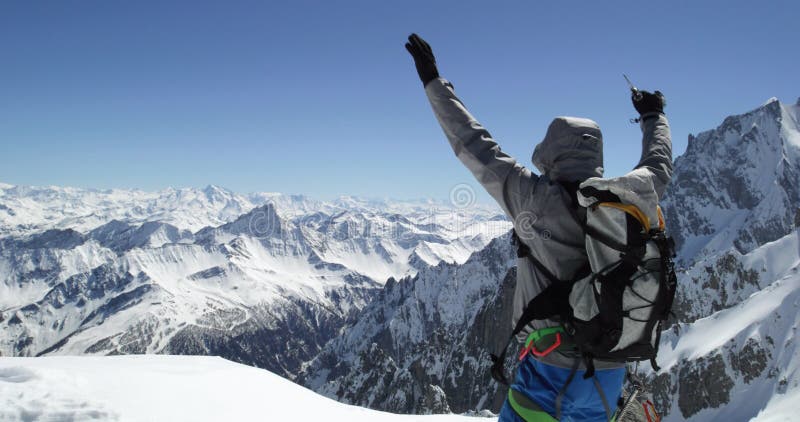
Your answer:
[490,179,677,384]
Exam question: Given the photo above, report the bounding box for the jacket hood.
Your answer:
[531,116,604,182]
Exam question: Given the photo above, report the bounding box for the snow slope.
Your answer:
[652,231,800,421]
[0,355,490,422]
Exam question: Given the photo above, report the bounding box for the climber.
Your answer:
[405,33,673,422]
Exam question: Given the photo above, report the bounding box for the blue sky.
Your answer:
[1,1,797,202]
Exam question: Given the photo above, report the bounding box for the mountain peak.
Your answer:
[200,201,285,240]
[761,97,779,106]
[202,184,226,193]
[202,184,233,201]
[663,96,800,262]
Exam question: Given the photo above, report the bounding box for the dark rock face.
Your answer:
[648,328,787,420]
[672,252,761,323]
[677,354,735,418]
[8,314,22,325]
[18,229,86,250]
[162,288,377,379]
[728,338,771,384]
[42,265,138,309]
[650,368,678,418]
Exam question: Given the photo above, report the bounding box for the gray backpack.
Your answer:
[491,173,677,383]
[566,177,677,376]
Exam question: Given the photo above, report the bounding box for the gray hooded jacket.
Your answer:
[425,78,673,369]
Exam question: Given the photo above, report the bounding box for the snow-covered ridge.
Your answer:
[0,355,490,422]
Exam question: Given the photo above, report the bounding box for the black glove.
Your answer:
[632,90,666,116]
[405,33,439,87]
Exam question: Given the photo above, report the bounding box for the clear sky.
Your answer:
[1,0,797,202]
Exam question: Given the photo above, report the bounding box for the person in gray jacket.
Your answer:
[405,33,672,422]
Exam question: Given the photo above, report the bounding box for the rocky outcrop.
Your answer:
[301,234,517,414]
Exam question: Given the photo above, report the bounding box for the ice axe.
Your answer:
[623,74,643,102]
[625,74,664,123]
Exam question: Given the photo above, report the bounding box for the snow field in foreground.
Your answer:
[0,355,491,422]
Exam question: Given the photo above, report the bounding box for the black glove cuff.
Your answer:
[639,111,664,122]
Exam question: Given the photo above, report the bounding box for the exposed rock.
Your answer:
[728,338,770,384]
[164,291,376,379]
[301,234,517,414]
[677,354,735,418]
[650,368,678,419]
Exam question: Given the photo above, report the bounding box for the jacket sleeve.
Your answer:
[635,113,673,199]
[425,78,535,218]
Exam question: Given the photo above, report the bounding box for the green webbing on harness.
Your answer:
[508,389,558,422]
[523,326,565,349]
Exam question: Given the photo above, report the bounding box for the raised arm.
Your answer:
[632,91,673,199]
[425,79,533,216]
[405,34,534,217]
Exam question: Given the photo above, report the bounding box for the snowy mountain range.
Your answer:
[1,97,799,421]
[0,185,509,380]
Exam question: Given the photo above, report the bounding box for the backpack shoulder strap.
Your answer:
[560,181,587,227]
[511,181,588,282]
[511,230,563,283]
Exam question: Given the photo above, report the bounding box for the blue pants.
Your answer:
[498,357,625,422]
